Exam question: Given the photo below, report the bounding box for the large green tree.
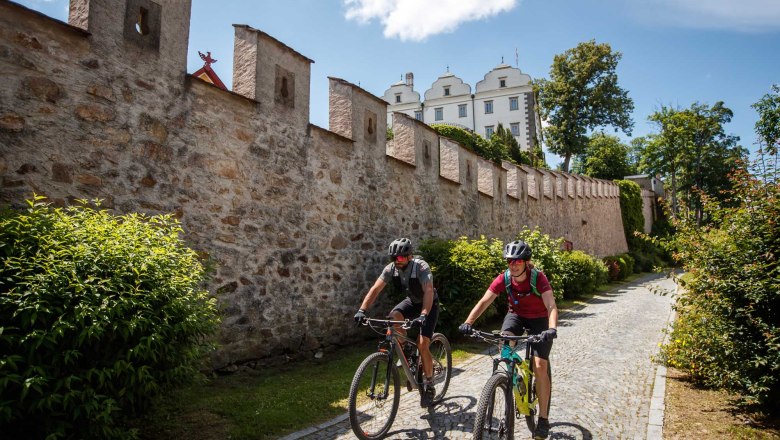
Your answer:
[581,132,634,179]
[642,102,747,223]
[535,40,634,172]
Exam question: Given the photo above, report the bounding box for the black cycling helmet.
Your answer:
[503,240,532,260]
[388,238,413,257]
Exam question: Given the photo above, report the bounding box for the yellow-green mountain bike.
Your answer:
[469,329,551,440]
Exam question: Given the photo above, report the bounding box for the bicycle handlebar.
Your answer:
[360,317,414,330]
[469,329,542,344]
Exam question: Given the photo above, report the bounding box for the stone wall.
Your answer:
[0,0,628,368]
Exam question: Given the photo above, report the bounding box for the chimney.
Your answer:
[405,72,414,87]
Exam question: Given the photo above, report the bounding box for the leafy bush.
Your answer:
[658,167,780,413]
[0,198,220,439]
[603,253,635,281]
[416,236,505,337]
[430,124,498,162]
[514,228,565,300]
[557,251,608,299]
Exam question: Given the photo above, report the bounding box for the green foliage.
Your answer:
[417,237,505,337]
[582,132,633,180]
[491,123,531,166]
[615,179,644,249]
[751,84,780,180]
[430,124,491,159]
[602,254,635,281]
[642,102,748,222]
[0,197,220,439]
[557,251,608,299]
[386,126,394,141]
[514,228,565,300]
[535,39,634,172]
[658,167,780,413]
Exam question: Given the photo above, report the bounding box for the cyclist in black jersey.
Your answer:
[354,238,440,407]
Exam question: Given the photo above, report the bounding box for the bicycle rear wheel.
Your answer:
[348,352,401,440]
[430,333,452,404]
[473,372,514,440]
[524,361,551,435]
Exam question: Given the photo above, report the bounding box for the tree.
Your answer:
[751,84,780,182]
[642,102,747,223]
[535,40,634,172]
[581,132,632,180]
[491,123,530,165]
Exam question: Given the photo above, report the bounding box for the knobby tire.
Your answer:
[348,352,401,440]
[429,333,452,404]
[473,372,514,440]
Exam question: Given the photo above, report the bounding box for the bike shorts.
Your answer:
[501,313,553,360]
[391,297,439,339]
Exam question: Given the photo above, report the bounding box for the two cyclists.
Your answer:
[353,238,557,438]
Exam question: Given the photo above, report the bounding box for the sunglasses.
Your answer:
[506,258,525,264]
[394,255,410,262]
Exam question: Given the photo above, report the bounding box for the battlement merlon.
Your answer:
[327,77,388,159]
[68,0,191,79]
[233,24,313,130]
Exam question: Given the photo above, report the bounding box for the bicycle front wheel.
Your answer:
[430,333,452,404]
[473,372,514,440]
[348,352,401,440]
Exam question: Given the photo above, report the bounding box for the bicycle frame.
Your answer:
[477,330,540,416]
[366,318,422,396]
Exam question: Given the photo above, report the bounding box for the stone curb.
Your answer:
[646,275,678,440]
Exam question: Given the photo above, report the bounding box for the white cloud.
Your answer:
[343,0,518,41]
[633,0,780,32]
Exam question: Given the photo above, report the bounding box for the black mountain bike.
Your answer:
[469,329,551,440]
[348,317,452,440]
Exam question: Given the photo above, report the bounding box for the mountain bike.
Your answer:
[469,329,551,440]
[348,317,452,440]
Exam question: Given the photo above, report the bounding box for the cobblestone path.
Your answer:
[283,273,675,440]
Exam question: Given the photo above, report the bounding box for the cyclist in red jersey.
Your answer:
[459,240,559,439]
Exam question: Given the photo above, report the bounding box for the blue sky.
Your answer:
[18,0,780,167]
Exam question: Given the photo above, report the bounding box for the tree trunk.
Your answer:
[562,153,571,172]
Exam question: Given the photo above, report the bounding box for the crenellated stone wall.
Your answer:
[0,0,628,369]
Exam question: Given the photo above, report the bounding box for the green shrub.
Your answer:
[557,251,608,299]
[603,253,633,281]
[514,228,564,300]
[0,198,220,439]
[658,167,780,413]
[416,236,505,337]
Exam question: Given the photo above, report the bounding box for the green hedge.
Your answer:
[615,179,644,249]
[558,251,608,299]
[603,253,635,281]
[0,198,220,439]
[658,168,780,413]
[408,229,611,336]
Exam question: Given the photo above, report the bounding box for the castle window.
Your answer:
[509,96,519,111]
[395,94,401,103]
[123,0,161,51]
[485,125,495,138]
[499,78,507,88]
[484,100,493,114]
[435,107,443,121]
[444,86,450,96]
[511,123,520,136]
[458,104,467,118]
[414,110,423,121]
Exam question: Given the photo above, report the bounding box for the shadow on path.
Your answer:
[549,421,594,440]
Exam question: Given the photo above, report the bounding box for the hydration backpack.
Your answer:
[503,268,541,305]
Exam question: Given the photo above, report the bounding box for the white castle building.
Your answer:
[382,63,540,151]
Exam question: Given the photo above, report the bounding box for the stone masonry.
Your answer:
[0,0,628,369]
